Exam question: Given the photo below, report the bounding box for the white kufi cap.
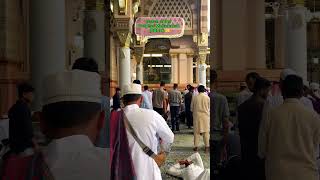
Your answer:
[122,83,142,97]
[42,70,102,105]
[310,82,320,91]
[280,68,296,80]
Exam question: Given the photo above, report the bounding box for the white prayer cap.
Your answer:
[280,68,296,80]
[122,83,142,97]
[42,70,102,105]
[310,82,320,91]
[303,80,310,87]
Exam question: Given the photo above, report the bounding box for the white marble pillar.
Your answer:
[246,0,266,69]
[274,5,287,69]
[171,54,178,83]
[84,10,105,72]
[198,54,207,86]
[119,47,131,89]
[286,5,307,80]
[136,62,143,84]
[30,0,66,111]
[187,55,194,83]
[178,53,188,84]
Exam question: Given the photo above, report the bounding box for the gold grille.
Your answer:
[150,0,193,29]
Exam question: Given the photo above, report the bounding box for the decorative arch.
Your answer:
[148,0,193,29]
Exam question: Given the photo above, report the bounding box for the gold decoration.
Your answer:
[118,0,128,15]
[198,53,207,64]
[117,31,132,47]
[200,33,208,45]
[134,47,145,64]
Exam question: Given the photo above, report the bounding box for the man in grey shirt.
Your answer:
[168,83,182,132]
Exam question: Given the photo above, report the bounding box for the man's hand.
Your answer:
[154,151,166,167]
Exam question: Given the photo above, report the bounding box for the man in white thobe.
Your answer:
[258,75,320,180]
[122,83,174,180]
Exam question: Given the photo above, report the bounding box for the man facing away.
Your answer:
[168,84,182,132]
[8,83,38,156]
[185,86,194,129]
[39,70,107,179]
[143,85,153,109]
[238,77,271,180]
[153,81,167,116]
[209,70,231,169]
[133,80,152,110]
[112,88,121,111]
[122,83,174,180]
[258,75,320,180]
[191,85,210,153]
[236,72,260,107]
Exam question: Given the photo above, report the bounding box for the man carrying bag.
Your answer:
[121,83,174,180]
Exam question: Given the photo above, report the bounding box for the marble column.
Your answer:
[136,62,143,84]
[198,54,207,86]
[117,31,132,89]
[134,47,145,84]
[274,5,286,69]
[178,53,188,84]
[286,4,307,80]
[84,9,105,72]
[187,54,194,84]
[30,0,67,111]
[119,47,131,88]
[171,54,178,83]
[246,0,266,69]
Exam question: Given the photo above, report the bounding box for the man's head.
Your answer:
[116,88,121,94]
[144,85,149,91]
[41,70,103,142]
[253,77,272,99]
[173,84,178,89]
[240,82,247,91]
[303,85,311,97]
[189,86,194,93]
[122,84,143,106]
[310,82,319,94]
[160,81,165,87]
[133,80,141,85]
[282,75,303,99]
[198,85,206,93]
[186,84,191,90]
[245,72,260,92]
[72,57,99,73]
[18,83,34,103]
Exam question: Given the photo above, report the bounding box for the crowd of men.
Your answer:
[3,56,320,180]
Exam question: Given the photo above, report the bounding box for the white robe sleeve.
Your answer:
[154,112,174,147]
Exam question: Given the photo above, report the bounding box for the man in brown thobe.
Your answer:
[191,85,210,153]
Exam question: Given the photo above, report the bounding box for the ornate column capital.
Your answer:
[198,53,207,64]
[117,30,132,48]
[187,54,194,59]
[134,46,145,64]
[170,54,178,59]
[193,33,209,46]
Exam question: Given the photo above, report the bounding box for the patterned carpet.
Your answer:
[161,125,210,179]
